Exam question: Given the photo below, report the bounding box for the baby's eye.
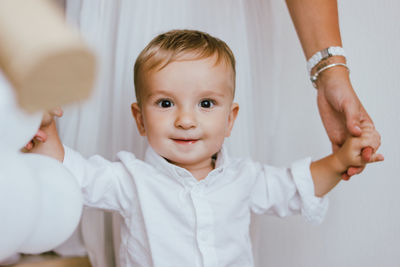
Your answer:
[199,99,215,108]
[157,99,174,108]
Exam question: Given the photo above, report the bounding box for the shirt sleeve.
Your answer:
[63,145,135,217]
[249,157,328,225]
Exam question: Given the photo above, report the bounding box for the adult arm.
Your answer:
[285,0,377,178]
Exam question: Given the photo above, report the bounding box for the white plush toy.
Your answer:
[0,73,83,261]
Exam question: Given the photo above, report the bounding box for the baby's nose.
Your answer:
[175,109,197,129]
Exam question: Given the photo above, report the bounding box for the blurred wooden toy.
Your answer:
[0,0,96,112]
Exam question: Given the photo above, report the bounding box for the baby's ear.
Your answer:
[225,102,239,137]
[131,103,146,136]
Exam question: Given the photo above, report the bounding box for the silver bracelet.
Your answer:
[307,46,346,74]
[310,63,349,88]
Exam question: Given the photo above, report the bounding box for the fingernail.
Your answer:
[355,126,361,132]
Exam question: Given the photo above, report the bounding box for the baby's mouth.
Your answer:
[171,138,199,145]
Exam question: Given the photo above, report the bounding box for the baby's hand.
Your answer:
[335,121,384,173]
[22,107,63,152]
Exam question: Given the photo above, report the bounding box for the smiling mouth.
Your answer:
[172,138,199,145]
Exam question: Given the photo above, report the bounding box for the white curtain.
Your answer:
[57,0,400,266]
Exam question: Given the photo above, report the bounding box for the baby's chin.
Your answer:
[163,154,215,170]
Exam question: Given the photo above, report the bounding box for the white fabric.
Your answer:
[63,144,327,267]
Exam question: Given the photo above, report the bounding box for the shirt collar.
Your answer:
[144,144,229,185]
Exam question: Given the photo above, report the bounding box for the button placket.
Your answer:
[190,188,217,266]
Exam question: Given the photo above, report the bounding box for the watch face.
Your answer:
[321,48,331,59]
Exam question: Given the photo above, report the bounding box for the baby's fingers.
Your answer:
[22,141,33,152]
[369,153,384,163]
[41,107,63,127]
[360,132,381,153]
[49,107,63,117]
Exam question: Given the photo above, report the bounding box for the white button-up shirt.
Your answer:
[63,145,328,267]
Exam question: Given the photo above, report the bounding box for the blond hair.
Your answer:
[133,29,236,105]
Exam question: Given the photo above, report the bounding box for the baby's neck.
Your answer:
[170,158,215,181]
[189,165,214,181]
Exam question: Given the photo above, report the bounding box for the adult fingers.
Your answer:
[344,100,362,137]
[359,121,375,131]
[332,143,340,153]
[359,104,373,124]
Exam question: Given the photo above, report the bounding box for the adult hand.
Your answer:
[315,66,378,180]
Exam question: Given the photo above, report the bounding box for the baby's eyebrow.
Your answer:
[199,89,229,98]
[201,90,223,95]
[145,89,173,98]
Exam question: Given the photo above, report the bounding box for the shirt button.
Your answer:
[192,187,204,196]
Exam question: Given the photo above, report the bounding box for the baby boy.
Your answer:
[29,30,383,267]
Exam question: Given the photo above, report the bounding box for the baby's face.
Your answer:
[132,55,238,171]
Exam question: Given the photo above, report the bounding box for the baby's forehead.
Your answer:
[135,53,236,104]
[145,56,234,89]
[149,51,232,72]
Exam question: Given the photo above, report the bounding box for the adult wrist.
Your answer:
[310,55,346,76]
[313,63,350,89]
[308,47,349,88]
